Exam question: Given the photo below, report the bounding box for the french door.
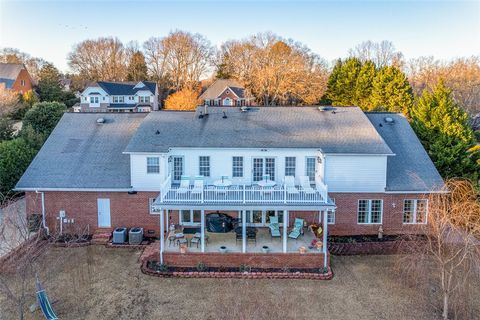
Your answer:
[171,156,184,182]
[252,157,276,182]
[241,210,284,227]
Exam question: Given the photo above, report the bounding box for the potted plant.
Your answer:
[262,245,270,253]
[219,245,227,253]
[179,243,187,254]
[299,246,307,254]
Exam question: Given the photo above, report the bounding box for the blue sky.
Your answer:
[1,0,479,72]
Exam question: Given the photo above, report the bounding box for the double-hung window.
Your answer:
[403,199,428,224]
[90,96,99,104]
[285,157,296,177]
[199,156,210,177]
[139,96,150,103]
[146,157,160,174]
[113,96,124,103]
[232,156,243,178]
[357,200,383,224]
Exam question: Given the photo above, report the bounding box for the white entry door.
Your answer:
[97,198,111,227]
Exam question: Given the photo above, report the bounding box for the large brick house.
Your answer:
[16,106,443,268]
[0,63,34,94]
[199,79,255,107]
[76,81,159,112]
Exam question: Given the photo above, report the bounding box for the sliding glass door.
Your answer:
[252,157,276,182]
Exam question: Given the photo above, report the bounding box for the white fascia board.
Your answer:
[324,153,395,156]
[16,187,132,192]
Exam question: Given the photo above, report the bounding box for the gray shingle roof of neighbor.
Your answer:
[199,79,247,100]
[96,81,156,96]
[366,113,444,192]
[15,113,147,190]
[125,106,394,154]
[0,63,25,88]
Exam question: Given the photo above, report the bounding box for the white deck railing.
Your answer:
[157,179,328,206]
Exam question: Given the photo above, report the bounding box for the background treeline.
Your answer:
[0,33,479,192]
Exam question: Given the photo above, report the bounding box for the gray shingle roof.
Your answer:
[0,63,24,88]
[96,81,156,95]
[199,79,246,100]
[125,106,394,154]
[16,113,147,190]
[366,113,444,192]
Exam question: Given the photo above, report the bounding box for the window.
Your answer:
[358,200,383,224]
[199,156,210,177]
[146,157,160,174]
[403,199,428,224]
[232,156,243,177]
[112,96,124,103]
[253,157,276,182]
[205,99,210,105]
[285,157,296,177]
[327,211,335,224]
[306,157,316,182]
[89,96,99,104]
[21,80,25,86]
[139,96,150,103]
[180,210,201,225]
[148,198,156,214]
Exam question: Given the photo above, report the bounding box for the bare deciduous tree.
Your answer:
[0,86,19,117]
[400,180,480,319]
[0,48,46,82]
[217,32,329,106]
[407,56,480,116]
[67,37,129,81]
[349,40,404,68]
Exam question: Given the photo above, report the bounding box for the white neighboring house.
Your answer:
[75,81,159,112]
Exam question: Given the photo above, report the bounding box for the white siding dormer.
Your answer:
[324,155,387,192]
[80,86,108,108]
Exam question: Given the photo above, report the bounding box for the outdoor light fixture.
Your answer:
[317,156,322,164]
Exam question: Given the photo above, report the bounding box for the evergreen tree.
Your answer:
[325,58,362,106]
[22,101,66,136]
[411,80,479,181]
[126,51,148,81]
[37,63,64,102]
[0,138,37,194]
[354,60,376,110]
[370,65,413,115]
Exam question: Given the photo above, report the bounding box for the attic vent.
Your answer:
[318,106,334,112]
[222,111,227,119]
[96,117,105,124]
[240,106,249,112]
[384,117,395,124]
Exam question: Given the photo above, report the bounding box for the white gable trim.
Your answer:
[218,86,240,99]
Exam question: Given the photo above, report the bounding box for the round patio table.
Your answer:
[257,180,276,188]
[213,180,232,187]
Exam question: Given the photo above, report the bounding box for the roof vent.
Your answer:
[318,106,330,112]
[198,111,204,119]
[222,111,227,119]
[384,117,395,124]
[155,130,160,135]
[240,106,249,112]
[96,117,105,124]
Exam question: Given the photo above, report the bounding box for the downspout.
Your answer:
[35,190,49,235]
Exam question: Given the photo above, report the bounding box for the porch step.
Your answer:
[91,228,112,245]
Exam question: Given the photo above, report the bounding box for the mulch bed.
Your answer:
[327,235,426,255]
[142,260,333,280]
[106,240,151,249]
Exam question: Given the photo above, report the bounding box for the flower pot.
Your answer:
[219,246,227,253]
[299,246,307,254]
[262,246,270,253]
[180,244,187,254]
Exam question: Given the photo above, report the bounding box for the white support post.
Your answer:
[166,209,169,230]
[283,210,288,253]
[201,209,205,253]
[242,210,247,253]
[323,209,329,269]
[159,209,164,265]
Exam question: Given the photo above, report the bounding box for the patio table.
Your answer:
[257,180,276,188]
[213,179,233,187]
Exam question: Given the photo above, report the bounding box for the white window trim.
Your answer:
[232,156,244,178]
[285,156,296,177]
[148,198,155,214]
[357,199,383,224]
[199,156,210,177]
[146,157,160,174]
[403,199,428,224]
[305,156,316,183]
[327,198,335,224]
[179,210,201,226]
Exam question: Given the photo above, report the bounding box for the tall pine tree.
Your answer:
[325,58,362,106]
[354,60,376,110]
[411,80,479,181]
[37,63,64,102]
[126,51,148,81]
[370,65,413,115]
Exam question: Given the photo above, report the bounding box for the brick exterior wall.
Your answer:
[11,69,33,94]
[25,191,428,237]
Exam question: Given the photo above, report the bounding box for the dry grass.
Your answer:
[0,246,451,320]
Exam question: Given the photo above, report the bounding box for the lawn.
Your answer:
[1,246,441,320]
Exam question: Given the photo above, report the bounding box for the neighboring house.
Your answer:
[16,106,443,269]
[199,79,255,107]
[0,63,34,94]
[75,81,159,112]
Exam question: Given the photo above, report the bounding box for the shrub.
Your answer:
[22,101,66,136]
[196,262,208,272]
[239,264,251,273]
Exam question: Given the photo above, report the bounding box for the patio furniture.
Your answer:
[192,176,204,194]
[284,176,299,194]
[300,176,315,194]
[177,238,188,246]
[213,176,232,187]
[288,218,305,239]
[36,276,58,320]
[247,229,257,245]
[257,180,276,188]
[177,176,190,194]
[269,216,281,238]
[167,231,176,246]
